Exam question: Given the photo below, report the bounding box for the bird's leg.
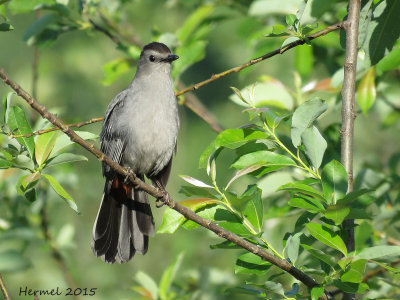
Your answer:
[154,179,169,208]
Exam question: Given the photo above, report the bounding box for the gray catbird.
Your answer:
[91,42,179,263]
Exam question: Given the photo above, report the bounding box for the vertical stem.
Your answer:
[341,0,361,299]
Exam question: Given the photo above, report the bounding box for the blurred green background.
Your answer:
[1,0,400,299]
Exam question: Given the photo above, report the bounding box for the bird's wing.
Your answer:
[101,90,128,178]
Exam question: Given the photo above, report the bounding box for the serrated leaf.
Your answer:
[179,175,212,188]
[35,131,59,166]
[306,222,347,256]
[291,98,327,147]
[43,174,79,214]
[301,125,327,169]
[357,67,376,115]
[8,106,35,159]
[158,199,218,234]
[235,252,271,275]
[321,160,348,204]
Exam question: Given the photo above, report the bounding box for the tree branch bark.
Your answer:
[0,68,330,300]
[340,1,361,299]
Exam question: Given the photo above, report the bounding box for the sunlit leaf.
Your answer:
[306,222,347,256]
[321,160,348,205]
[35,131,59,166]
[354,245,400,260]
[357,67,376,115]
[43,174,79,214]
[341,259,366,283]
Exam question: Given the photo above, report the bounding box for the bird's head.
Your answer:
[137,42,179,75]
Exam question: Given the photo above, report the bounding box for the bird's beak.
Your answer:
[163,54,179,63]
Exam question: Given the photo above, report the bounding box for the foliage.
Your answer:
[1,0,400,299]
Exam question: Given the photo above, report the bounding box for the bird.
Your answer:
[91,42,179,263]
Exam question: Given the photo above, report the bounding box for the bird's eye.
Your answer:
[149,55,155,62]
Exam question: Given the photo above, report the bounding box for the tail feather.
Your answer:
[91,176,154,264]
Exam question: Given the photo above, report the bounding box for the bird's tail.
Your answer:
[91,174,155,263]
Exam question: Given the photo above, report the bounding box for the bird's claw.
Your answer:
[156,191,170,208]
[124,167,135,185]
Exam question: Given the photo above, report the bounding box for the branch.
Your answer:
[8,21,343,139]
[0,68,330,300]
[0,273,11,300]
[9,118,103,138]
[340,1,361,299]
[40,198,82,300]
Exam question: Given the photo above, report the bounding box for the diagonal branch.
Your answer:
[0,273,11,300]
[0,68,330,300]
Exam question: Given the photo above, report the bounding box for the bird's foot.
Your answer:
[123,167,136,185]
[156,192,169,208]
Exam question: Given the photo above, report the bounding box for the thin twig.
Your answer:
[9,118,103,138]
[40,199,82,300]
[0,68,330,300]
[10,21,343,139]
[341,1,361,299]
[0,273,11,300]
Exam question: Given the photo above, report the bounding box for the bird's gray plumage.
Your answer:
[91,42,179,264]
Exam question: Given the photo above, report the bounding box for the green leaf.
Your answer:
[177,4,214,44]
[0,250,30,272]
[101,57,136,86]
[291,97,327,147]
[301,243,337,267]
[376,47,400,74]
[357,67,376,115]
[288,196,325,213]
[306,222,347,256]
[337,188,373,205]
[225,163,264,189]
[281,36,300,49]
[235,252,271,275]
[286,14,297,26]
[35,131,59,166]
[354,245,400,260]
[0,159,12,169]
[8,106,35,159]
[179,185,219,199]
[295,44,313,77]
[249,0,304,16]
[8,0,54,14]
[311,286,324,300]
[43,174,79,214]
[0,22,13,31]
[159,252,184,300]
[232,150,296,170]
[179,175,212,188]
[321,160,348,204]
[51,131,98,155]
[301,126,327,169]
[23,13,60,44]
[360,0,400,65]
[135,271,158,300]
[242,185,264,232]
[333,280,368,294]
[264,24,290,37]
[158,199,218,234]
[341,259,366,283]
[45,153,88,168]
[284,232,301,265]
[278,182,325,201]
[324,204,350,225]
